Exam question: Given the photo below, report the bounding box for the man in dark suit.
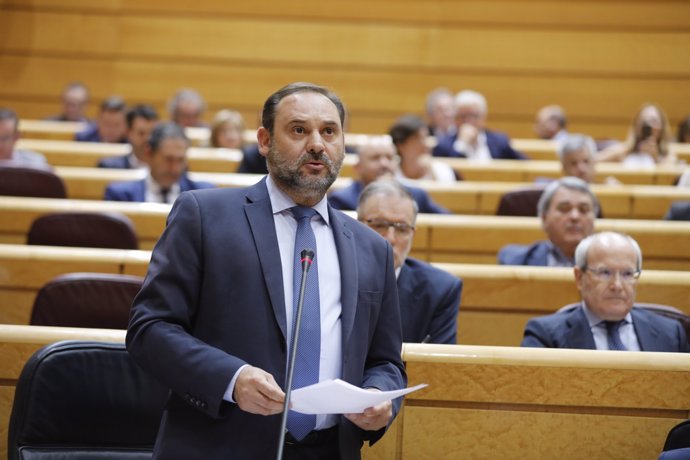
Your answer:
[75,96,128,143]
[522,232,690,352]
[664,201,690,221]
[98,104,159,169]
[104,122,213,203]
[126,83,407,459]
[498,177,598,266]
[329,139,449,214]
[356,180,462,344]
[432,89,525,160]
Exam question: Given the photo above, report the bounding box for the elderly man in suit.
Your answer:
[432,90,526,160]
[357,180,462,344]
[98,104,159,169]
[0,108,47,165]
[126,82,406,459]
[498,176,598,266]
[521,232,690,352]
[328,138,449,214]
[104,121,213,203]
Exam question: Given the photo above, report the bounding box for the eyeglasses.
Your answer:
[363,219,415,237]
[584,267,640,284]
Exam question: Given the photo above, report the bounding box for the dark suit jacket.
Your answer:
[328,181,450,214]
[126,179,407,459]
[103,175,214,202]
[397,258,462,344]
[522,304,690,352]
[75,122,127,143]
[432,129,526,160]
[664,201,690,221]
[98,152,137,169]
[498,241,550,266]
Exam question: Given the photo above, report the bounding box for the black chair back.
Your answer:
[8,340,167,460]
[0,164,67,198]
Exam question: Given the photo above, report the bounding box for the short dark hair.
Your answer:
[0,107,19,131]
[148,121,189,153]
[389,114,426,146]
[100,96,127,113]
[126,104,159,129]
[261,82,346,135]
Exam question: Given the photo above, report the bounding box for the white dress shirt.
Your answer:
[582,302,641,351]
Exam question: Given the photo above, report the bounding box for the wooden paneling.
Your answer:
[1,1,689,137]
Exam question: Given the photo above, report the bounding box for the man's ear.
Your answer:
[574,266,584,293]
[257,127,271,158]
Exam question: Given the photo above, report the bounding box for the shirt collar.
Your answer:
[581,301,633,328]
[265,175,330,225]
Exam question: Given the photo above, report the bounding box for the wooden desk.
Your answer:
[1,244,689,347]
[2,197,690,269]
[365,344,690,459]
[40,166,690,219]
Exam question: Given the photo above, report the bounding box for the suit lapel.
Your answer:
[135,179,147,202]
[565,307,596,349]
[632,309,659,351]
[329,207,357,346]
[397,263,422,341]
[244,178,288,341]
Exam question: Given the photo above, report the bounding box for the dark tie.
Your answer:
[160,188,170,204]
[286,206,320,441]
[604,320,627,351]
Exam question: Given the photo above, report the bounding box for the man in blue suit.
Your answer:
[498,177,598,266]
[126,83,407,459]
[329,139,449,214]
[98,104,159,169]
[432,90,526,160]
[522,232,690,352]
[357,180,462,344]
[75,96,128,144]
[104,122,213,203]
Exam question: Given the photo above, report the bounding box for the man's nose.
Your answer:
[306,132,325,153]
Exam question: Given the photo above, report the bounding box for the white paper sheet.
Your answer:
[289,379,427,414]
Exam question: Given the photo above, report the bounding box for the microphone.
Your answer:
[276,248,315,459]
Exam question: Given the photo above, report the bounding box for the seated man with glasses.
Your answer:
[521,232,690,352]
[357,180,462,344]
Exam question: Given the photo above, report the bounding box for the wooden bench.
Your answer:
[2,197,690,269]
[0,324,126,456]
[2,244,689,347]
[1,325,687,460]
[365,343,690,459]
[31,166,690,219]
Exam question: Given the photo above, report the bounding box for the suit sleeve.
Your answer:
[521,318,552,348]
[126,192,246,419]
[429,277,462,344]
[360,242,408,444]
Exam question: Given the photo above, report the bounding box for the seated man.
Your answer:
[557,134,620,185]
[329,138,449,214]
[44,81,90,122]
[498,177,598,266]
[521,232,690,352]
[75,96,128,143]
[98,104,159,169]
[424,87,457,140]
[168,88,207,128]
[432,90,525,160]
[104,122,213,203]
[534,105,568,143]
[0,108,47,165]
[357,180,462,344]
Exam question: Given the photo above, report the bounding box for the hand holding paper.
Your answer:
[289,379,427,415]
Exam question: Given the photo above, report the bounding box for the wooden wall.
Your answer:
[1,0,689,138]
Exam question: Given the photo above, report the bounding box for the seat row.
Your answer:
[2,243,689,347]
[1,325,688,459]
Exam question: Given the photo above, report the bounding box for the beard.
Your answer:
[267,142,343,199]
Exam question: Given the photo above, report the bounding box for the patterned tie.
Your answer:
[604,320,627,351]
[286,206,320,440]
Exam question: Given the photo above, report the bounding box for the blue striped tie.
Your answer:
[604,320,627,351]
[286,206,320,441]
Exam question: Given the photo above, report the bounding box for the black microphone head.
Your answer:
[301,248,315,263]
